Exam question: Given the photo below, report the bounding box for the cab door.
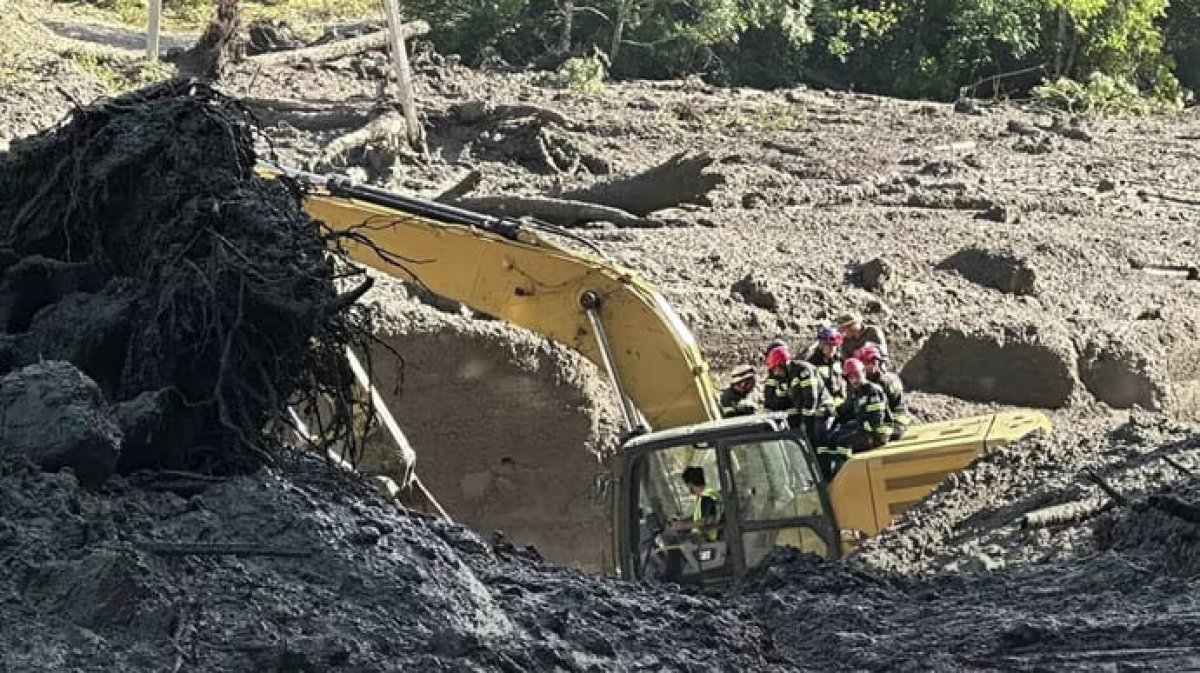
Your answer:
[719,434,841,577]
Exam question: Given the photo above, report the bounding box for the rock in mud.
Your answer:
[850,257,891,292]
[901,323,1076,407]
[937,247,1038,296]
[0,361,121,485]
[731,273,780,311]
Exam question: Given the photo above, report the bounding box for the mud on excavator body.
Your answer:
[262,164,1054,583]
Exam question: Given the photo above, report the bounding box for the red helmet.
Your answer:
[766,345,790,370]
[854,343,882,365]
[843,358,866,379]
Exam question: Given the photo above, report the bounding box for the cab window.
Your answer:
[729,437,830,567]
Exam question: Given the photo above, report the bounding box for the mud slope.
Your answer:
[356,274,623,572]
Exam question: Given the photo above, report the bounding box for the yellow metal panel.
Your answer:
[301,193,723,430]
[829,412,1053,539]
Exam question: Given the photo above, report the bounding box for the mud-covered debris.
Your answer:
[1006,119,1041,136]
[731,273,780,311]
[0,361,121,485]
[850,257,892,292]
[953,98,984,115]
[938,247,1037,295]
[1077,338,1165,410]
[975,202,1019,224]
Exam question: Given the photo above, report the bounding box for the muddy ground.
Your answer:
[1,3,1200,670]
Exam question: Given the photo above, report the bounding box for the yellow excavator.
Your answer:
[263,163,1052,585]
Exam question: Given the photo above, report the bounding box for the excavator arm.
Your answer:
[262,164,722,431]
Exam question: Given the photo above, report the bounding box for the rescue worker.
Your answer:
[836,311,888,362]
[764,340,836,453]
[719,364,757,417]
[807,325,847,413]
[855,342,912,440]
[821,358,892,478]
[670,466,724,541]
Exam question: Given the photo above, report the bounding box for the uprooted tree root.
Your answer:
[0,79,377,473]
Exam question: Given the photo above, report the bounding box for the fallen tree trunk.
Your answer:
[448,195,658,228]
[558,151,724,216]
[248,20,430,67]
[451,100,574,128]
[317,112,408,167]
[242,97,375,132]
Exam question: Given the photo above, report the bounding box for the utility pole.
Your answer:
[147,0,163,61]
[380,0,425,153]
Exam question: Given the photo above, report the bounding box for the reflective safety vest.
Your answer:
[692,487,724,541]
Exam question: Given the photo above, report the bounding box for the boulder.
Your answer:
[0,361,121,485]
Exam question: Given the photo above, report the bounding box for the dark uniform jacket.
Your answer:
[872,371,911,428]
[764,360,834,419]
[840,324,887,362]
[838,380,893,440]
[807,349,846,410]
[719,386,755,418]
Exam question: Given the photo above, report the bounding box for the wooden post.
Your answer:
[147,0,163,61]
[380,0,425,153]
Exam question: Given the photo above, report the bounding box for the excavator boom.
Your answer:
[264,164,722,431]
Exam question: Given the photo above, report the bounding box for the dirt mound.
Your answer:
[0,81,368,472]
[358,274,622,571]
[901,323,1078,408]
[857,414,1200,575]
[936,247,1037,296]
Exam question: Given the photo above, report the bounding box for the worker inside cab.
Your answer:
[670,466,724,540]
[647,466,726,583]
[820,358,893,478]
[855,342,912,441]
[719,364,758,417]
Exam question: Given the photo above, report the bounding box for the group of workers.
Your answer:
[717,311,911,478]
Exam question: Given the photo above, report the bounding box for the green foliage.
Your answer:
[543,54,608,93]
[69,50,176,93]
[1033,71,1183,115]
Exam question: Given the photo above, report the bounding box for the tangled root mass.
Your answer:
[0,80,371,472]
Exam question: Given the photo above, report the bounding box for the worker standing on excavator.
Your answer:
[855,342,912,440]
[764,340,835,454]
[807,325,846,413]
[837,311,887,362]
[821,358,892,478]
[719,364,758,417]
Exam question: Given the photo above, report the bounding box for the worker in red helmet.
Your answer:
[854,342,911,440]
[806,325,847,413]
[763,340,835,453]
[821,358,892,478]
[719,364,758,418]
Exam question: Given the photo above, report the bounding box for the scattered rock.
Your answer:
[1050,116,1094,142]
[975,202,1019,224]
[920,160,958,177]
[938,247,1038,296]
[1013,135,1055,154]
[741,192,768,209]
[850,257,892,292]
[0,361,121,485]
[1006,119,1041,136]
[1098,178,1118,192]
[953,98,984,116]
[731,273,780,311]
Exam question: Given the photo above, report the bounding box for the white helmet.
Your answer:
[730,364,756,385]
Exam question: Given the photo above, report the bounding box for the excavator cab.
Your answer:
[614,413,840,585]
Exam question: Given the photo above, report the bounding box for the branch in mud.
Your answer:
[138,542,313,557]
[172,0,242,80]
[434,170,483,202]
[316,112,409,169]
[557,151,725,215]
[246,21,430,67]
[242,97,375,132]
[1021,498,1113,529]
[451,100,575,129]
[447,194,661,228]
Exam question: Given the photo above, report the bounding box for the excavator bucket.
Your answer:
[828,411,1053,546]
